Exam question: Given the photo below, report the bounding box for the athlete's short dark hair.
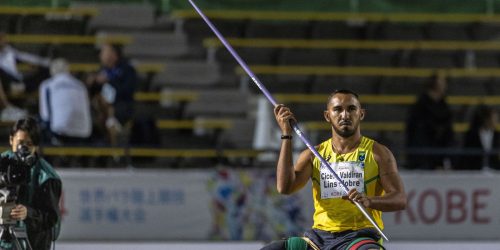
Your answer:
[326,89,360,108]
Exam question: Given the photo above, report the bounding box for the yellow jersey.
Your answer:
[311,136,384,232]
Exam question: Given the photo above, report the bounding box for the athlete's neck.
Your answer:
[331,133,362,154]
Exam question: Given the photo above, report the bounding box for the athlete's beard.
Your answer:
[333,124,356,138]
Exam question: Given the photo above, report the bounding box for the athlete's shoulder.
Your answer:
[371,140,396,165]
[357,136,375,151]
[315,138,331,150]
[358,134,377,142]
[299,140,329,164]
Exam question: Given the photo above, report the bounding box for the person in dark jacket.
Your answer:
[459,105,500,170]
[87,43,137,146]
[0,117,61,250]
[406,73,455,170]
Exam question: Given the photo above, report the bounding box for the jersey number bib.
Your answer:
[320,161,364,199]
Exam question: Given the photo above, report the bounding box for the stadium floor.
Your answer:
[56,241,500,250]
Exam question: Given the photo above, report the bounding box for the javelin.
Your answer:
[187,0,388,241]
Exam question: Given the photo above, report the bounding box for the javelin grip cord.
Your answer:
[187,0,388,241]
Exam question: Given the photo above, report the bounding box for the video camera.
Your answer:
[0,144,36,225]
[0,145,34,189]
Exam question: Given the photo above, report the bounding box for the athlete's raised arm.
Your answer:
[274,104,312,194]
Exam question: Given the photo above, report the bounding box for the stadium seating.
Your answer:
[5,3,500,167]
[373,22,425,40]
[311,21,366,40]
[70,2,155,31]
[122,32,190,60]
[150,60,220,89]
[425,23,471,41]
[470,22,500,40]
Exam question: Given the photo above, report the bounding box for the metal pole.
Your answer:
[187,0,389,241]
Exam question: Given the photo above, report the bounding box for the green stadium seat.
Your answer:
[243,75,308,94]
[373,22,425,41]
[312,76,381,95]
[0,15,16,33]
[363,104,408,122]
[277,48,340,66]
[311,21,365,40]
[71,2,155,31]
[182,19,246,44]
[217,118,256,149]
[274,74,313,93]
[379,77,428,95]
[217,47,278,65]
[411,50,459,68]
[470,23,500,40]
[289,103,324,122]
[19,15,86,35]
[488,78,500,95]
[471,51,500,68]
[11,43,50,56]
[184,89,249,118]
[447,77,489,95]
[123,32,190,60]
[245,20,310,39]
[425,23,471,41]
[344,50,397,67]
[150,60,219,90]
[51,44,98,62]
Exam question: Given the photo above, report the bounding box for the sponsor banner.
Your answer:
[59,170,212,240]
[384,172,500,240]
[57,169,500,241]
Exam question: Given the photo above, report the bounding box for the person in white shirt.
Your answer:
[0,32,50,83]
[0,32,50,121]
[39,58,92,145]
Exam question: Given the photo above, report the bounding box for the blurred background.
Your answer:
[1,0,500,249]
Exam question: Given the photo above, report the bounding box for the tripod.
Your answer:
[0,224,32,250]
[0,199,32,250]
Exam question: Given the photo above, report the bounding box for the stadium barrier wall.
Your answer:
[57,169,500,241]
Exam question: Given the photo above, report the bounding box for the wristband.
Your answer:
[281,135,293,140]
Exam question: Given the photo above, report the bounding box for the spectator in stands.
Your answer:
[405,73,455,170]
[87,43,137,146]
[0,79,28,122]
[458,105,500,170]
[0,32,50,90]
[0,32,50,121]
[261,89,406,250]
[39,58,92,145]
[0,117,61,250]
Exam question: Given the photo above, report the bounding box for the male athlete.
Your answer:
[261,89,406,250]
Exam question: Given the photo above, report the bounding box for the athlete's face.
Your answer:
[324,93,364,138]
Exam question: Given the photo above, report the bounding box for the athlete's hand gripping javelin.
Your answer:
[274,104,297,136]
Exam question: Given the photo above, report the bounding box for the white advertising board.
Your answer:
[59,170,212,240]
[57,169,500,241]
[384,172,500,240]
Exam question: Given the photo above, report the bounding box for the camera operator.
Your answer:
[0,117,61,250]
